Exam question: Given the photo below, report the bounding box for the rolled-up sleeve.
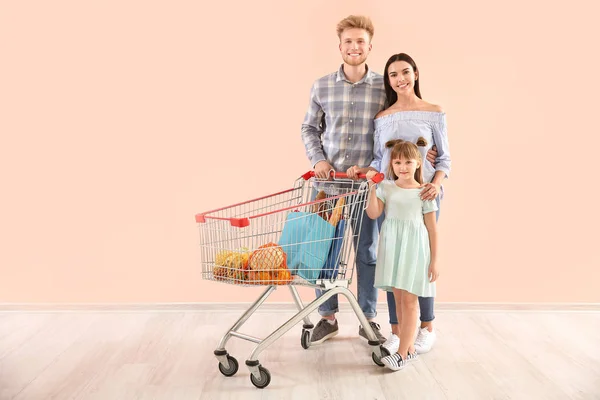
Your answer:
[369,127,383,172]
[432,115,452,178]
[301,83,326,167]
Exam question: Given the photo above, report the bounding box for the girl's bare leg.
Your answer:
[391,298,402,336]
[396,289,418,358]
[390,293,402,336]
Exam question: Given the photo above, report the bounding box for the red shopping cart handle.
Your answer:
[302,170,384,183]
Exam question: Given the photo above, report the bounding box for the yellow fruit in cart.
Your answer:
[248,242,285,270]
[216,248,251,271]
[215,250,233,266]
[224,252,249,269]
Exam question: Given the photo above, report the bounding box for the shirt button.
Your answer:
[350,119,353,123]
[349,137,351,140]
[351,102,354,105]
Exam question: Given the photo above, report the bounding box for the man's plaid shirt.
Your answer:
[301,64,386,173]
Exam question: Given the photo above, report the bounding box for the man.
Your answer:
[301,15,387,345]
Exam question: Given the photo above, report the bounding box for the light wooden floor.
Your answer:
[0,308,599,399]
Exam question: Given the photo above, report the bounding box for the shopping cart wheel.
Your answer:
[250,365,271,389]
[301,329,311,349]
[218,355,239,377]
[372,351,385,367]
[380,346,391,357]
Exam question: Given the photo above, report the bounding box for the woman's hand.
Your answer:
[426,145,438,167]
[428,262,439,282]
[420,182,440,201]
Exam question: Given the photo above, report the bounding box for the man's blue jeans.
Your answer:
[315,201,384,319]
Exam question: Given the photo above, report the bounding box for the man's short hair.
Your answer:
[336,15,374,41]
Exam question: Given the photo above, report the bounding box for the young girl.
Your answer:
[365,139,439,371]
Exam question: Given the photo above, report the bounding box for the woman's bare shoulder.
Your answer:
[375,109,393,119]
[420,101,444,113]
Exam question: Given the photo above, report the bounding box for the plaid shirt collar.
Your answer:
[335,64,375,85]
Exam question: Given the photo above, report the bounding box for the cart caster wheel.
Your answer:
[250,365,271,389]
[301,329,311,349]
[218,355,239,377]
[372,351,385,367]
[380,346,391,357]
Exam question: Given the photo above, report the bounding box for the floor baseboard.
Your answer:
[1,302,599,312]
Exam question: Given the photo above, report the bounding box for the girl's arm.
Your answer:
[366,185,384,219]
[423,211,439,282]
[365,179,384,220]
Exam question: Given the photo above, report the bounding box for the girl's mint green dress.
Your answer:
[374,181,438,297]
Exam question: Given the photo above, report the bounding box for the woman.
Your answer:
[347,52,451,355]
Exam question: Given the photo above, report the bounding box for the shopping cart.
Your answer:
[195,170,385,388]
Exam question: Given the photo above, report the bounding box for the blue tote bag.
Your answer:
[278,211,335,283]
[318,218,347,281]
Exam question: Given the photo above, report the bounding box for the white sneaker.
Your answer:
[381,333,400,355]
[414,327,436,353]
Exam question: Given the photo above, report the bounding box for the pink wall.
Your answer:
[1,0,599,303]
